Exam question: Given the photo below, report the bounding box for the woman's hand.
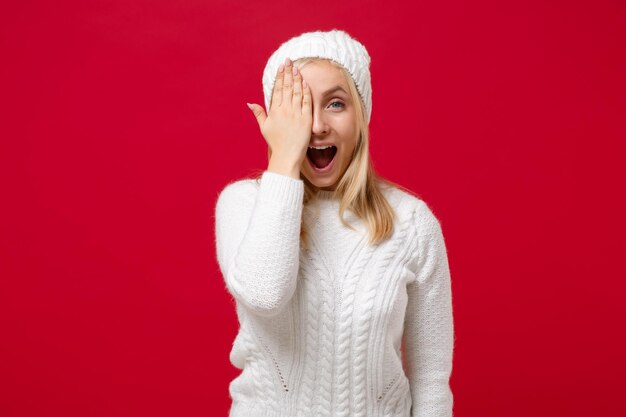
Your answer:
[247,57,312,179]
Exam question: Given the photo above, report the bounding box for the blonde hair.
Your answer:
[251,57,413,250]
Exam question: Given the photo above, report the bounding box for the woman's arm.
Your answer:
[404,202,455,417]
[214,170,304,317]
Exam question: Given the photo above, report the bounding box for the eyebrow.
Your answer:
[322,85,349,96]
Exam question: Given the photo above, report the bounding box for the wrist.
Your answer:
[267,158,301,180]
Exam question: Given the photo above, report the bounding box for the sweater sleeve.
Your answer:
[214,170,304,318]
[404,202,455,417]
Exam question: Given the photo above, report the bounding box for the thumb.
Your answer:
[246,103,266,127]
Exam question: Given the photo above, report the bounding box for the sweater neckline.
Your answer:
[315,189,339,200]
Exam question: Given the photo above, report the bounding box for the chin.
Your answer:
[302,163,349,193]
[303,175,337,190]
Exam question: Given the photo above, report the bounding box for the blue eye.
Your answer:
[329,101,344,109]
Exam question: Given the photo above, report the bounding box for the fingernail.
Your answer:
[278,64,284,73]
[246,103,252,110]
[285,57,292,66]
[302,79,307,89]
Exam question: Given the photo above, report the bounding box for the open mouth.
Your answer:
[306,145,337,170]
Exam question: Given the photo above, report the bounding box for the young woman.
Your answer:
[215,29,454,417]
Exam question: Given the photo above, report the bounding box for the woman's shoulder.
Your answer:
[378,179,443,235]
[220,175,260,193]
[215,175,261,210]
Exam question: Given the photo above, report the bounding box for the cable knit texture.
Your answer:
[214,171,454,417]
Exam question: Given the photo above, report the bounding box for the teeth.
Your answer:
[308,145,334,150]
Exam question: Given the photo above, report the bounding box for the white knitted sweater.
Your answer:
[214,171,454,417]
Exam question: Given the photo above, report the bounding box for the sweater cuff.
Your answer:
[259,170,304,207]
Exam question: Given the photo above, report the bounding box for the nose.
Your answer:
[311,107,329,136]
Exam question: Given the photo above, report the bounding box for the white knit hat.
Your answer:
[262,29,372,124]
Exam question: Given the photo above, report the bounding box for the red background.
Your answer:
[1,1,625,416]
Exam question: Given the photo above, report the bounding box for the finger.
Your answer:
[292,65,302,110]
[282,57,293,106]
[301,78,312,116]
[271,63,284,109]
[246,103,266,128]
